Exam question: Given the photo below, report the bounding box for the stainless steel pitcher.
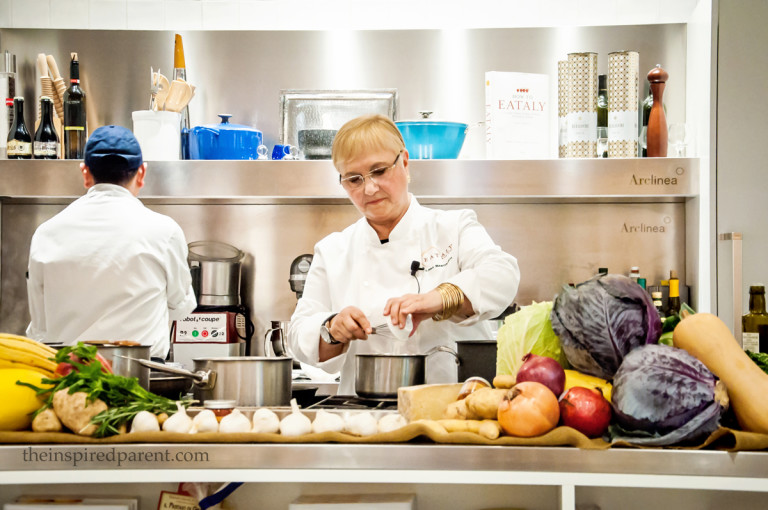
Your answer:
[264,320,290,357]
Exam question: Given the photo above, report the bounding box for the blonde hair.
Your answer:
[332,114,405,170]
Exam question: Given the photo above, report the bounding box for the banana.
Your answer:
[0,333,57,356]
[0,337,57,362]
[563,369,613,401]
[0,345,58,372]
[0,359,54,377]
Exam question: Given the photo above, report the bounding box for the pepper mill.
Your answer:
[646,64,669,157]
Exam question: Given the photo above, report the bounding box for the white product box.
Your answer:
[485,71,550,159]
[289,493,415,510]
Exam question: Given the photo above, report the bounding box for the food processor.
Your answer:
[171,240,254,370]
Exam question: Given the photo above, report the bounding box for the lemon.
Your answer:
[0,368,50,431]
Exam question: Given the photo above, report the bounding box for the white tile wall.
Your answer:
[89,0,127,30]
[0,1,701,31]
[12,0,51,28]
[126,0,164,30]
[0,0,12,28]
[50,0,90,29]
[164,0,202,30]
[201,1,238,30]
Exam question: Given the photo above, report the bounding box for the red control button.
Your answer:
[201,330,209,338]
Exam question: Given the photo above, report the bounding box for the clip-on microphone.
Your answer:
[410,260,424,276]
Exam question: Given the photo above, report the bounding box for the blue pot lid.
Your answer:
[198,114,262,134]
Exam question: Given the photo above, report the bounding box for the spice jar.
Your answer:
[204,400,236,422]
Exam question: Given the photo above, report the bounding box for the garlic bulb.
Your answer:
[219,409,252,433]
[311,409,345,434]
[190,409,219,434]
[344,411,379,436]
[162,402,193,433]
[279,398,312,436]
[130,411,160,433]
[251,408,280,434]
[377,413,407,434]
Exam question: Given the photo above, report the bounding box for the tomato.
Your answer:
[94,353,113,374]
[53,351,113,376]
[53,362,74,377]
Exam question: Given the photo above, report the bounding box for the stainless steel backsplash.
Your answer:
[0,26,688,354]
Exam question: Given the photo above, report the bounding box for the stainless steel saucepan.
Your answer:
[355,345,459,400]
[125,356,292,406]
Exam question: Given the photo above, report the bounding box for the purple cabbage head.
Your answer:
[610,344,724,446]
[550,273,662,380]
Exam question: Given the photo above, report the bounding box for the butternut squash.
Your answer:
[673,312,768,434]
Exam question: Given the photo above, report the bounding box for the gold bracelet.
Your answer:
[432,283,465,322]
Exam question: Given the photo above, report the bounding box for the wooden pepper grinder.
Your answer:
[646,64,669,157]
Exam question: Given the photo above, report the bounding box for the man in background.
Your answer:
[26,125,196,358]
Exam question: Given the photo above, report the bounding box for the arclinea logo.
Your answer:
[630,174,678,185]
[622,215,672,233]
[622,223,666,233]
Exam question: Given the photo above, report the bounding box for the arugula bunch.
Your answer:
[20,342,190,437]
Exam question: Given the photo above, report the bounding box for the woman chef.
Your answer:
[287,114,520,395]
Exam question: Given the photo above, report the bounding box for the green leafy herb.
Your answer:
[746,350,768,375]
[18,342,190,437]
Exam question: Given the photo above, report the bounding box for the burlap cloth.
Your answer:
[2,424,767,451]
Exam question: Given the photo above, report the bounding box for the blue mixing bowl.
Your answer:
[396,121,468,159]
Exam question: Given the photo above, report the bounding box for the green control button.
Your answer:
[192,330,199,337]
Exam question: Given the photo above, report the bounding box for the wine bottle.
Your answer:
[742,285,768,353]
[63,52,86,159]
[639,81,652,157]
[7,96,31,159]
[667,270,681,316]
[34,96,58,159]
[596,74,608,158]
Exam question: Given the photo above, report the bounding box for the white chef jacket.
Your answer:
[288,195,520,395]
[26,184,197,359]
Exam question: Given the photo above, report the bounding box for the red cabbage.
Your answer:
[610,344,725,446]
[550,274,662,379]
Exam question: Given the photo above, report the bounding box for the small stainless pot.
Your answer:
[355,346,459,400]
[131,356,292,406]
[95,345,151,390]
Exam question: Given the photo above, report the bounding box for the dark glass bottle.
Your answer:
[640,83,652,157]
[7,97,32,159]
[596,74,608,158]
[34,96,59,159]
[743,285,768,353]
[63,53,86,159]
[667,270,681,316]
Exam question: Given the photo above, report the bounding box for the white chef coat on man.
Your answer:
[288,115,519,396]
[26,125,197,359]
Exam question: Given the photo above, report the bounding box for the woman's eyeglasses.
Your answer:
[340,152,402,191]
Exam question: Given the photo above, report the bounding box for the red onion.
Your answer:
[516,353,565,397]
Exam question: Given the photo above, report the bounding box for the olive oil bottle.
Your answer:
[743,285,768,353]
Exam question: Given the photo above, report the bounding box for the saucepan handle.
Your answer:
[115,354,212,386]
[424,345,460,365]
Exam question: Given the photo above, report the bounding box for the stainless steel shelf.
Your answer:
[0,443,766,484]
[0,158,698,204]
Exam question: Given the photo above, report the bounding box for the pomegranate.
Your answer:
[559,386,612,438]
[516,353,566,397]
[497,381,560,437]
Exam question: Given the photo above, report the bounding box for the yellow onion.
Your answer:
[497,381,560,437]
